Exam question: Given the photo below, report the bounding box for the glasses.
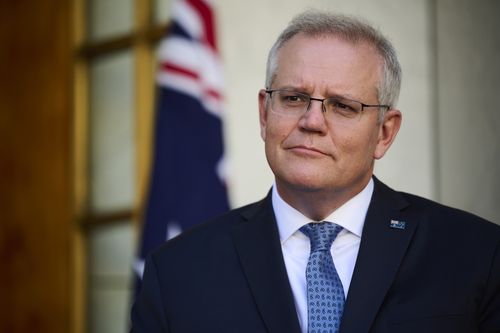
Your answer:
[265,89,390,121]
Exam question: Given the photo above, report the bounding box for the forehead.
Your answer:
[274,33,383,98]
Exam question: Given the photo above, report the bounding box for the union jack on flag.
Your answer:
[134,0,230,281]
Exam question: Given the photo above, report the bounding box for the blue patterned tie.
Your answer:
[300,222,344,333]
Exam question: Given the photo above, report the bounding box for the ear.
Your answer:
[258,89,268,141]
[373,109,402,160]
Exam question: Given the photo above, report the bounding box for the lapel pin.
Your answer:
[390,219,406,230]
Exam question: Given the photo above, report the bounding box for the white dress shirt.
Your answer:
[272,178,374,333]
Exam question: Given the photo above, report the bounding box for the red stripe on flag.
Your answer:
[161,62,222,101]
[205,88,222,101]
[187,0,217,51]
[161,62,199,80]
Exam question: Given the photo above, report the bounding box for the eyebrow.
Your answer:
[272,85,309,93]
[273,86,362,102]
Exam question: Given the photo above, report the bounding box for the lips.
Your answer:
[287,145,329,156]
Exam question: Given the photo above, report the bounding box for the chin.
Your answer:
[278,171,333,193]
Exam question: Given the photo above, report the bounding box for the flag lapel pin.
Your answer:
[390,220,406,230]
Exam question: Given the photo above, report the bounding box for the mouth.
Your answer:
[287,145,329,157]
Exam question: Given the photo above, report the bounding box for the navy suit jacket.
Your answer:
[131,178,500,332]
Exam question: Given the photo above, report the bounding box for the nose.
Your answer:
[298,99,328,134]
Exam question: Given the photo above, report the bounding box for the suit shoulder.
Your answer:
[398,190,500,236]
[150,197,267,259]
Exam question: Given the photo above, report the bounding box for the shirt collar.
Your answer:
[272,178,374,244]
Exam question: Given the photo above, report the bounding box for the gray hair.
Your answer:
[266,10,402,118]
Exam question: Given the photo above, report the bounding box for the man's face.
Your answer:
[259,33,401,207]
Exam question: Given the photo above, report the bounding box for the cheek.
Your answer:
[330,129,356,153]
[334,127,379,158]
[265,116,296,144]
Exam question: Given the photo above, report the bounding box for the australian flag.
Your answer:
[134,0,230,282]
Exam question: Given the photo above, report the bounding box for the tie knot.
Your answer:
[300,222,343,252]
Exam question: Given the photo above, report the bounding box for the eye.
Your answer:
[277,91,309,107]
[286,95,302,102]
[335,101,355,111]
[327,98,361,118]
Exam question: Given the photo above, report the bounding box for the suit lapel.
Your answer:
[340,178,418,333]
[232,194,302,333]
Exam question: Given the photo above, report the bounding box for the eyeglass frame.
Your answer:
[264,88,391,119]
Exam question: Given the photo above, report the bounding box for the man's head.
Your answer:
[265,11,402,121]
[258,11,402,218]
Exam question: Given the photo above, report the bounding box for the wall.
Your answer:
[437,0,500,222]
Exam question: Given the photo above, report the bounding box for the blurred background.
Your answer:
[0,0,499,332]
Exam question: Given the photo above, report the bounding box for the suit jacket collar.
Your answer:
[340,177,417,332]
[232,193,302,333]
[232,178,417,333]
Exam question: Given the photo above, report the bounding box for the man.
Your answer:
[131,11,500,333]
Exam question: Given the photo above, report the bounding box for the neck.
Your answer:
[275,177,372,221]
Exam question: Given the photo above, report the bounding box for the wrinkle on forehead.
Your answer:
[272,34,383,103]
